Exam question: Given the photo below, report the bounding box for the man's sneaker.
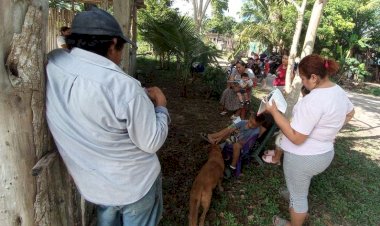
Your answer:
[219,111,227,116]
[240,101,244,106]
[245,100,251,105]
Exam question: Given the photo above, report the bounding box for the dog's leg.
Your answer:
[199,190,212,226]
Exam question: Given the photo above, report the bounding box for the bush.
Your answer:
[343,58,371,81]
[201,66,227,99]
[370,87,380,96]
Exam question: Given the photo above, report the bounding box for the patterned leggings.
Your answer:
[283,151,334,213]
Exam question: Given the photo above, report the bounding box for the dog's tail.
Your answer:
[188,183,202,226]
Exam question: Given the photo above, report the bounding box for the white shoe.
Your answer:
[230,115,238,120]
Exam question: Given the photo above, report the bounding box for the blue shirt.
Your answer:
[46,48,170,205]
[233,120,260,144]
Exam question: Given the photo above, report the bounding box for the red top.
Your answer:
[273,64,286,86]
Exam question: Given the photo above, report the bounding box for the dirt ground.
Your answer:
[150,75,241,225]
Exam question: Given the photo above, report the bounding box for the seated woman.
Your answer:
[219,60,256,119]
[200,113,268,174]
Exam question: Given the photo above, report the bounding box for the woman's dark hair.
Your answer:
[250,112,267,124]
[241,72,249,78]
[298,54,339,79]
[66,33,126,57]
[235,60,247,68]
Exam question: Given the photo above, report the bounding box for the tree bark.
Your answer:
[284,0,307,94]
[114,0,132,74]
[129,2,138,76]
[285,0,328,118]
[192,0,212,33]
[1,1,87,225]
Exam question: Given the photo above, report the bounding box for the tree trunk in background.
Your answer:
[285,0,328,118]
[285,0,307,94]
[129,2,138,76]
[192,0,212,33]
[1,1,85,225]
[114,0,132,74]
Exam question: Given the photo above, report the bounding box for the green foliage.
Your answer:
[138,3,221,91]
[238,0,299,54]
[204,16,237,35]
[316,0,380,58]
[49,0,83,11]
[201,66,227,98]
[211,0,229,17]
[344,58,371,81]
[370,87,380,96]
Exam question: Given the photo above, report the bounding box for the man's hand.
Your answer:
[145,87,167,107]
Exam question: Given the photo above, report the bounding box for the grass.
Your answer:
[205,93,380,226]
[370,87,380,96]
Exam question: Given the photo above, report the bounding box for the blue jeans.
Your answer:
[97,173,163,226]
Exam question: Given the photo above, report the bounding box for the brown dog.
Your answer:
[188,144,225,226]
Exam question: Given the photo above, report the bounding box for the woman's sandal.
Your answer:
[272,215,289,226]
[264,149,276,156]
[262,155,281,165]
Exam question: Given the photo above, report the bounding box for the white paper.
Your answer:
[257,88,287,115]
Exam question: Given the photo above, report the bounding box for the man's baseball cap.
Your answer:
[71,6,135,47]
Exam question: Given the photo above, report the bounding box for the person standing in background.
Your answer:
[273,55,288,91]
[56,26,71,49]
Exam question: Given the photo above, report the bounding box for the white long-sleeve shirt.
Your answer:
[46,48,170,205]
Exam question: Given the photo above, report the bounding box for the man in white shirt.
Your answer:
[46,6,170,226]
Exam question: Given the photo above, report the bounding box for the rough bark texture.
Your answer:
[1,1,86,225]
[114,0,132,74]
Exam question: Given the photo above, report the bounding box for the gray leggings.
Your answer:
[283,151,334,213]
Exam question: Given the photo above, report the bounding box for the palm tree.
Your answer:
[139,13,220,96]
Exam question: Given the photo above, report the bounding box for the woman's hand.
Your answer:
[265,97,278,114]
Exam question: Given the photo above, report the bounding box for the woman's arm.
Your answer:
[344,109,355,125]
[266,101,308,145]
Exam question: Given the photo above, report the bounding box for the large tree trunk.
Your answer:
[129,2,138,76]
[1,1,87,225]
[192,0,212,33]
[285,0,307,93]
[285,0,328,118]
[114,0,132,74]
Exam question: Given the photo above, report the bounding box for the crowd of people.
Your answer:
[45,6,355,226]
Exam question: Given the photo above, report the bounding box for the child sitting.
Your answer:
[200,112,268,174]
[236,73,253,106]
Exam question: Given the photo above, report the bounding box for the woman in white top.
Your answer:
[265,54,355,226]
